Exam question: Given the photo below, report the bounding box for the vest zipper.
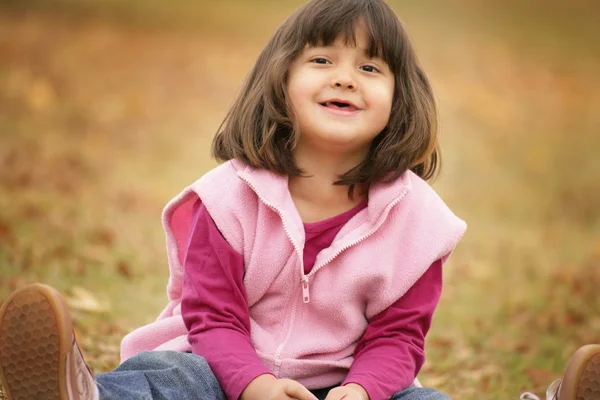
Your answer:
[301,276,310,303]
[238,173,409,368]
[302,188,410,299]
[237,175,305,267]
[239,174,409,306]
[238,174,305,366]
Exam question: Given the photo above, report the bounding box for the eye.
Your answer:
[360,65,380,73]
[310,57,330,64]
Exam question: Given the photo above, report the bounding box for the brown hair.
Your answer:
[212,0,440,189]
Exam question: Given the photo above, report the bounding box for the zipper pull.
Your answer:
[301,276,310,303]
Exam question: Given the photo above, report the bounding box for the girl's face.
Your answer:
[287,24,395,159]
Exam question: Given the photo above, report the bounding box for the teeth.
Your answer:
[328,102,349,108]
[320,101,357,110]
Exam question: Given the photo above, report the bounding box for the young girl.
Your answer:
[0,0,597,399]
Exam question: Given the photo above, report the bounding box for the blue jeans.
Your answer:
[95,351,449,400]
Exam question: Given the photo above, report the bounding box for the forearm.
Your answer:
[181,200,272,399]
[189,327,272,400]
[343,339,423,400]
[343,259,444,400]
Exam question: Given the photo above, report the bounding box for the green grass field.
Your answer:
[0,1,599,398]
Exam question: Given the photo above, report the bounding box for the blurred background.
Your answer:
[0,1,598,398]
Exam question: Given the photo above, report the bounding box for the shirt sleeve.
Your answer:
[342,259,445,400]
[181,199,273,400]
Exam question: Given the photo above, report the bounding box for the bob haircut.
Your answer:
[212,0,440,191]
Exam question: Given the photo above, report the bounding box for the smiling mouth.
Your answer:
[319,101,360,112]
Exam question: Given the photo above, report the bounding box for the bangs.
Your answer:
[292,0,404,70]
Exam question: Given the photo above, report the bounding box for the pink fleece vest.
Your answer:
[120,160,466,388]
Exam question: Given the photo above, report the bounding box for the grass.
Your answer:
[0,2,599,399]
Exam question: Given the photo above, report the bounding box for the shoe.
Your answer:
[521,344,600,400]
[521,379,561,400]
[0,284,98,400]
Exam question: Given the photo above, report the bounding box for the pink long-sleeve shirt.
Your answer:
[181,200,443,400]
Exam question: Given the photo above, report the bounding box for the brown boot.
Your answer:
[521,344,600,400]
[557,344,600,400]
[0,284,98,400]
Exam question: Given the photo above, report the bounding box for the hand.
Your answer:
[241,374,318,400]
[324,384,369,400]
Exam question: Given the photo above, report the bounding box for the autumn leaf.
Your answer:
[65,286,111,313]
[0,218,15,246]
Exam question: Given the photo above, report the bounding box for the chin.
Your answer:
[319,132,360,145]
[319,136,370,154]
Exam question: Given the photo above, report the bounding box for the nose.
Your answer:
[331,67,357,91]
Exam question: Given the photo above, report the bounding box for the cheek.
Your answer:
[286,81,315,129]
[287,80,311,112]
[370,94,393,118]
[369,82,394,119]
[292,81,315,103]
[289,67,324,100]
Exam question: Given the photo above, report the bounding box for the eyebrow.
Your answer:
[307,44,383,59]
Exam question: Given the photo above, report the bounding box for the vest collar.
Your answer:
[233,159,414,238]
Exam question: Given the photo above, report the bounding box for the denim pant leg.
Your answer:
[391,386,451,400]
[95,351,226,400]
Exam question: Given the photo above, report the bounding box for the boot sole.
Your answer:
[560,344,600,400]
[0,284,73,400]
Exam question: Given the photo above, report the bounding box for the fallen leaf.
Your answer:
[116,260,133,280]
[0,218,15,245]
[525,368,556,387]
[89,228,116,247]
[65,286,110,313]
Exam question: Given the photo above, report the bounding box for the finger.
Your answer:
[283,381,319,400]
[324,388,345,400]
[327,394,354,400]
